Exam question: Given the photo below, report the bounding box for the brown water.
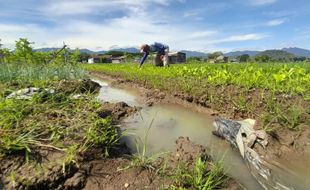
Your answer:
[94,79,139,106]
[95,78,310,190]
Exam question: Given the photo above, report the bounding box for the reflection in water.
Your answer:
[93,79,138,106]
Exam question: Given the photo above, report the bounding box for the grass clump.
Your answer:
[170,158,226,190]
[0,91,118,159]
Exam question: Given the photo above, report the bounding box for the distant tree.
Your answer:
[293,56,307,62]
[0,39,3,63]
[239,54,250,62]
[79,52,90,62]
[105,51,124,57]
[223,56,229,63]
[15,38,34,63]
[254,55,271,63]
[71,49,81,63]
[187,57,203,62]
[208,51,223,60]
[256,50,294,62]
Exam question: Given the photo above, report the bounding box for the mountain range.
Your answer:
[34,47,310,58]
[224,47,310,58]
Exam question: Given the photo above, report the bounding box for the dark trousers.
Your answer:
[154,52,163,66]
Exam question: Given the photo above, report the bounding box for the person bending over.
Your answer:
[139,42,169,68]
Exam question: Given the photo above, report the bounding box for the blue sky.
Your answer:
[0,0,310,52]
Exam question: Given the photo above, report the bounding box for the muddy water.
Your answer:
[95,79,309,190]
[93,79,138,106]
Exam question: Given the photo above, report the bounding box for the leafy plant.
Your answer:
[170,158,226,190]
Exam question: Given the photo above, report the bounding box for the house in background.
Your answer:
[111,55,126,63]
[88,55,112,64]
[168,52,186,64]
[209,55,229,63]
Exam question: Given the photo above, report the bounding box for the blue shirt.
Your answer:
[139,42,168,66]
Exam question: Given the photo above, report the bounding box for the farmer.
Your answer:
[139,42,169,68]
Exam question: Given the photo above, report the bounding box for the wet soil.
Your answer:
[90,72,310,162]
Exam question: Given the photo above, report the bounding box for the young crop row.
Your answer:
[84,62,309,131]
[84,62,310,98]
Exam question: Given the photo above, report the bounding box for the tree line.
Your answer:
[188,50,310,63]
[0,38,81,64]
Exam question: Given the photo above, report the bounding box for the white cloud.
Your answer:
[249,0,277,5]
[226,34,266,41]
[42,0,174,16]
[0,0,271,51]
[189,31,217,39]
[266,18,287,26]
[0,24,27,32]
[184,10,199,18]
[210,33,268,44]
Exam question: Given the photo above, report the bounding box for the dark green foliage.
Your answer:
[239,54,250,62]
[256,50,295,62]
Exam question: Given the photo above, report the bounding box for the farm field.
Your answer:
[2,0,310,189]
[0,63,235,190]
[84,62,310,159]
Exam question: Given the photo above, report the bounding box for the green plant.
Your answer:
[170,158,226,190]
[62,144,79,173]
[83,117,119,156]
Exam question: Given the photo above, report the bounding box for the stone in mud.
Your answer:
[64,172,86,189]
[146,100,153,107]
[184,95,194,102]
[99,102,140,120]
[157,92,166,99]
[170,136,210,168]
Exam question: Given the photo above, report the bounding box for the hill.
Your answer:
[107,47,139,53]
[79,49,96,54]
[256,50,295,61]
[179,50,208,58]
[282,47,310,58]
[224,50,260,57]
[34,48,60,52]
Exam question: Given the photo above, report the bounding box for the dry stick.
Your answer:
[47,44,67,64]
[34,143,65,152]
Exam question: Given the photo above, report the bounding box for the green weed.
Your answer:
[170,158,226,190]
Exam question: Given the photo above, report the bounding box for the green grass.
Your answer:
[0,91,118,158]
[0,63,87,86]
[0,63,118,168]
[170,158,226,190]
